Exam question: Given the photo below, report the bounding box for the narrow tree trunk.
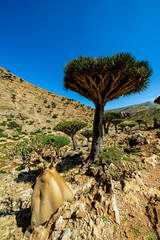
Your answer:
[105,120,111,135]
[71,133,79,150]
[115,124,118,133]
[144,122,149,129]
[103,121,106,135]
[89,103,103,161]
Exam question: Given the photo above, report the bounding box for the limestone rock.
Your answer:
[61,228,71,240]
[124,193,139,206]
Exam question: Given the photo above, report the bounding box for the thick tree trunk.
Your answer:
[89,103,103,161]
[71,133,79,150]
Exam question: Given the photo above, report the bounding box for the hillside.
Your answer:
[0,67,160,239]
[0,67,94,141]
[107,101,160,114]
[127,108,160,125]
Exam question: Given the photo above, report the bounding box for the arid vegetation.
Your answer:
[0,66,160,239]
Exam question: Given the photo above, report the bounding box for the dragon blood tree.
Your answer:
[64,53,152,161]
[103,112,121,135]
[54,121,87,150]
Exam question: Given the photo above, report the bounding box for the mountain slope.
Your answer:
[107,101,160,114]
[0,67,94,138]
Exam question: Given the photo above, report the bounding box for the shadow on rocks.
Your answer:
[0,207,31,233]
[56,153,84,173]
[16,207,31,233]
[14,169,41,183]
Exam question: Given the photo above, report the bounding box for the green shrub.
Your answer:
[46,120,51,123]
[99,147,124,166]
[124,147,140,155]
[0,129,4,133]
[0,139,7,142]
[0,134,8,138]
[13,135,19,137]
[7,121,20,129]
[51,102,56,108]
[52,114,58,118]
[28,121,34,125]
[37,135,70,148]
[46,105,51,108]
[16,126,22,133]
[0,170,7,174]
[34,129,42,134]
[123,156,133,162]
[0,121,6,126]
[15,165,25,171]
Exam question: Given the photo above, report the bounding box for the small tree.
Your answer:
[14,139,33,172]
[54,121,87,150]
[64,54,152,161]
[119,123,128,132]
[153,118,160,128]
[111,119,123,133]
[127,123,136,132]
[81,129,93,142]
[11,135,70,170]
[30,134,70,159]
[103,112,121,135]
[136,119,144,130]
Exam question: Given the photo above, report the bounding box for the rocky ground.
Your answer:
[0,129,160,240]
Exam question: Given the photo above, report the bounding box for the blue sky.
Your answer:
[0,0,160,110]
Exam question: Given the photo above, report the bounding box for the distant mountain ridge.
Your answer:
[107,101,160,114]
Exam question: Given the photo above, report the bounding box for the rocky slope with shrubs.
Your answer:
[0,67,94,142]
[0,67,160,240]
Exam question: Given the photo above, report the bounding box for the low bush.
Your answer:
[98,147,124,166]
[0,121,6,126]
[7,121,20,129]
[0,170,7,174]
[52,114,58,118]
[15,165,25,171]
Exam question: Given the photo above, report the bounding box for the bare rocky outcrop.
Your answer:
[1,133,160,240]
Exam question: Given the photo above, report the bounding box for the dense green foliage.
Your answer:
[54,121,87,136]
[7,121,21,129]
[80,129,93,141]
[37,135,70,148]
[64,54,152,103]
[103,112,121,121]
[64,53,152,161]
[97,147,124,166]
